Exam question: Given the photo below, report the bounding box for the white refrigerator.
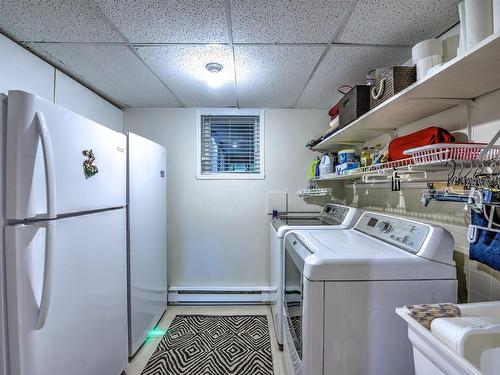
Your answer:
[2,90,128,375]
[127,133,167,357]
[1,94,8,375]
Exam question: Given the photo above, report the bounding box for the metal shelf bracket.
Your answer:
[413,98,475,140]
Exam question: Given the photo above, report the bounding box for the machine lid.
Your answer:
[287,213,456,281]
[272,214,323,232]
[272,204,361,233]
[278,217,330,226]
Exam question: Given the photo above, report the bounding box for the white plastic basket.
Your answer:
[404,143,500,165]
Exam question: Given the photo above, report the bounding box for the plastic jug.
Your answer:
[310,157,320,178]
[319,153,333,176]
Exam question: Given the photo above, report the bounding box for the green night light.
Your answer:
[147,328,167,339]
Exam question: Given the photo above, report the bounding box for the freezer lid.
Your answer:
[6,91,126,220]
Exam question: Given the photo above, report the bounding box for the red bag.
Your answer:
[388,126,454,161]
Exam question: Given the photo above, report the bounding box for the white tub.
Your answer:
[397,302,500,375]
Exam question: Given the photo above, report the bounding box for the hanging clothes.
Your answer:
[469,208,500,271]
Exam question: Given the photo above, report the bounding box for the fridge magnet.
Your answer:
[82,149,99,178]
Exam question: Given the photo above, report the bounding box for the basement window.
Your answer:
[196,109,265,180]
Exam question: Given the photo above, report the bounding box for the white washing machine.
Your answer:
[283,212,458,375]
[269,204,361,350]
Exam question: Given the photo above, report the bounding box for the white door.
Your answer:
[128,133,167,356]
[6,90,126,221]
[5,208,127,375]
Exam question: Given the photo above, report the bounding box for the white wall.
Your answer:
[53,70,123,132]
[0,34,123,132]
[0,34,54,102]
[124,108,328,288]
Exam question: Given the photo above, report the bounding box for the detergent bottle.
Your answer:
[310,157,320,178]
[319,153,333,176]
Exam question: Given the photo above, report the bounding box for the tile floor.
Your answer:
[125,305,287,375]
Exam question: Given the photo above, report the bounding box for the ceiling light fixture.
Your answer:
[205,62,223,73]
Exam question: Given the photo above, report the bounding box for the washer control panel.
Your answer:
[319,204,349,225]
[355,213,430,254]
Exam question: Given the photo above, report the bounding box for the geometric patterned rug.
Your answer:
[141,315,274,375]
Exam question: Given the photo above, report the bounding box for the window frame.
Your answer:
[196,108,265,180]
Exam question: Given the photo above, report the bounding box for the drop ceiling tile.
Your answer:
[30,43,180,107]
[136,45,236,107]
[234,45,324,108]
[95,0,227,43]
[0,0,125,42]
[296,45,411,109]
[337,0,460,45]
[230,0,353,43]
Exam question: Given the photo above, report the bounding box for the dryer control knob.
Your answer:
[380,222,393,232]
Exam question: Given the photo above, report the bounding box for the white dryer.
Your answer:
[269,204,361,349]
[283,212,458,375]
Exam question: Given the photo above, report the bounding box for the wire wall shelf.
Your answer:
[314,145,500,184]
[297,188,332,198]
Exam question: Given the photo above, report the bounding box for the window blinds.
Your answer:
[200,115,261,174]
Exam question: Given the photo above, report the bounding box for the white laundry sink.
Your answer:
[396,302,500,375]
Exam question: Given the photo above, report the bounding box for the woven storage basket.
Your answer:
[370,67,416,109]
[339,85,371,128]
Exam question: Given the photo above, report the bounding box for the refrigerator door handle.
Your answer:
[36,221,55,330]
[35,112,57,219]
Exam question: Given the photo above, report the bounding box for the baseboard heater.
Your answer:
[168,286,274,305]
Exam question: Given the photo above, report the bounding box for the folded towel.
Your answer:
[405,303,461,329]
[329,116,340,130]
[470,209,500,271]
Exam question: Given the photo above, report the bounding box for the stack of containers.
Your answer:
[335,149,359,175]
[411,35,458,80]
[412,39,443,80]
